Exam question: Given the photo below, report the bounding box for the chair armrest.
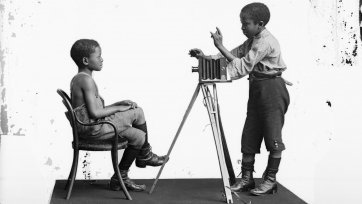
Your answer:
[74,115,120,147]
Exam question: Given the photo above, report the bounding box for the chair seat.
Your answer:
[74,137,128,151]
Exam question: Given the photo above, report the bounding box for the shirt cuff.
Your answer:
[226,58,246,80]
[210,53,224,60]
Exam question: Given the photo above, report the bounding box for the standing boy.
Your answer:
[70,39,168,192]
[190,2,290,195]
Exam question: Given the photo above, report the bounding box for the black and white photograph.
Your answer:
[0,0,361,203]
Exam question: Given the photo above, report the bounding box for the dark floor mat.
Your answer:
[51,178,307,204]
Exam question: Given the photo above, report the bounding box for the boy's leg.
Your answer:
[132,123,149,148]
[231,110,263,192]
[110,127,146,191]
[250,154,281,195]
[230,153,256,192]
[250,116,285,195]
[130,107,168,168]
[250,78,289,196]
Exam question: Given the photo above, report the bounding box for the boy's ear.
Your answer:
[82,57,89,65]
[258,21,264,27]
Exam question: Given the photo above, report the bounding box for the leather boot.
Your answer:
[109,170,146,192]
[230,160,255,192]
[135,144,168,168]
[250,157,280,196]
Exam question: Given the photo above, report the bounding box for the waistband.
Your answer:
[248,72,282,81]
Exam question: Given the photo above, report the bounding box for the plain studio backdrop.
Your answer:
[1,0,362,203]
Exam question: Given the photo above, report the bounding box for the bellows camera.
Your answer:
[189,50,231,83]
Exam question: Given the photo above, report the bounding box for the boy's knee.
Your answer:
[132,132,145,149]
[121,127,146,149]
[267,139,285,152]
[136,107,144,115]
[134,107,145,123]
[134,106,142,112]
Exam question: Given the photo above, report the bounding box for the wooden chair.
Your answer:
[57,89,132,200]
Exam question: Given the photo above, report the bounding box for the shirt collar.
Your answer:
[253,28,269,39]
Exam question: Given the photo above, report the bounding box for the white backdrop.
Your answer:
[1,0,362,203]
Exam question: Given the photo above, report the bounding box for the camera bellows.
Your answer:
[192,58,231,83]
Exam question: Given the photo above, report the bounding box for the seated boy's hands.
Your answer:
[116,102,138,112]
[118,105,132,112]
[123,100,138,109]
[129,101,138,109]
[210,27,223,48]
[114,100,138,109]
[189,48,205,59]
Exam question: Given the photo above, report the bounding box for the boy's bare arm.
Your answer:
[82,77,130,119]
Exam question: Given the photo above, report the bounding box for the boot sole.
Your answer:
[109,181,146,192]
[110,186,146,192]
[135,161,147,168]
[250,186,277,196]
[135,157,169,168]
[230,185,255,192]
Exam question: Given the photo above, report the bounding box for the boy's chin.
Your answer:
[243,32,251,38]
[243,33,251,39]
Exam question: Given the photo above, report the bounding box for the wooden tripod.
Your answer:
[149,82,236,204]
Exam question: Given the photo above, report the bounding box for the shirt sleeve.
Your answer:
[227,41,270,80]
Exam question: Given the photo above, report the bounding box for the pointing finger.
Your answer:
[216,27,222,36]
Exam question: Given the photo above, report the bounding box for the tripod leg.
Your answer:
[149,84,201,194]
[202,84,233,204]
[213,84,236,185]
[218,108,236,185]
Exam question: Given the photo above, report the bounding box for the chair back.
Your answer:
[57,89,79,147]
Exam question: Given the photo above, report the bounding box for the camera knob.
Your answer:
[192,67,199,72]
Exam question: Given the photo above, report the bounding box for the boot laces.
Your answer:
[236,169,254,184]
[236,169,254,177]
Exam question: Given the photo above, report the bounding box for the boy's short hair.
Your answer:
[70,39,100,67]
[240,2,270,26]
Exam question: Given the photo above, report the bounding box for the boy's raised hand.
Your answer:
[210,27,223,48]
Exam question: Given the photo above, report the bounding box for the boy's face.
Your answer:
[85,46,103,71]
[240,14,262,39]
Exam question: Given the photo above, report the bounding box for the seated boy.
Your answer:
[69,39,168,192]
[190,2,290,196]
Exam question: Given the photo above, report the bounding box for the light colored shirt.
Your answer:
[211,29,287,80]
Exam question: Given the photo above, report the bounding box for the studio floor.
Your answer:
[51,178,307,204]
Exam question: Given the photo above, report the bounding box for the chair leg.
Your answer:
[111,149,132,200]
[65,160,74,190]
[65,149,79,200]
[65,148,79,190]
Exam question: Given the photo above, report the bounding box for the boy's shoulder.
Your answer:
[71,73,95,89]
[254,29,281,50]
[261,29,280,44]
